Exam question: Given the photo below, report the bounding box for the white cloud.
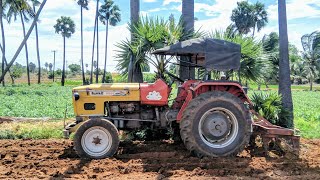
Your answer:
[268,0,320,21]
[193,0,238,32]
[163,0,180,6]
[143,0,157,2]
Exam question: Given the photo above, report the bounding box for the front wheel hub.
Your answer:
[81,126,112,157]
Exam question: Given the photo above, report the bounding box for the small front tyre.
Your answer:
[74,118,119,159]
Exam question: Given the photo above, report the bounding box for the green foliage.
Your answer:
[53,16,76,38]
[103,72,113,83]
[68,64,81,75]
[56,69,62,75]
[231,1,268,35]
[77,0,89,9]
[28,62,36,73]
[98,0,121,26]
[250,92,288,126]
[11,63,24,79]
[115,16,201,82]
[0,84,74,118]
[300,31,320,90]
[4,0,35,23]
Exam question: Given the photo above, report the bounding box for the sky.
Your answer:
[1,0,320,72]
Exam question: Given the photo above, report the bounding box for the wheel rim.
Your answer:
[198,107,239,148]
[81,126,113,157]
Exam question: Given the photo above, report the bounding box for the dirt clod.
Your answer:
[0,139,319,179]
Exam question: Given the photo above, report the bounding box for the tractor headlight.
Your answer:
[74,92,80,101]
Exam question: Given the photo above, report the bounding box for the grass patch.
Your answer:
[0,84,74,118]
[292,91,320,138]
[0,120,65,139]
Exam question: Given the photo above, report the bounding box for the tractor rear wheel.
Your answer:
[180,91,251,157]
[74,118,119,159]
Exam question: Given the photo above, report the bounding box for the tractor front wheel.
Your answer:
[74,118,119,159]
[180,91,251,157]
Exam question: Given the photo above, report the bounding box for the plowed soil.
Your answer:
[0,139,319,179]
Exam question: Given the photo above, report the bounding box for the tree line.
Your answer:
[0,0,121,86]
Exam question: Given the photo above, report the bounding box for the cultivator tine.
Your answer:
[251,110,300,157]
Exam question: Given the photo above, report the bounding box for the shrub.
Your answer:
[250,92,290,127]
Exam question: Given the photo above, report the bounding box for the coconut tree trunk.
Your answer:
[95,0,99,83]
[20,13,30,86]
[33,5,41,84]
[278,0,293,128]
[130,0,139,40]
[252,25,256,37]
[80,6,85,85]
[90,13,97,84]
[0,44,14,84]
[180,0,195,80]
[102,20,109,83]
[0,0,47,84]
[129,0,143,83]
[61,36,66,86]
[0,0,5,86]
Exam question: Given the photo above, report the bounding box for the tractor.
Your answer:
[64,38,299,159]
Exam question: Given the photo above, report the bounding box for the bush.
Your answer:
[250,92,290,127]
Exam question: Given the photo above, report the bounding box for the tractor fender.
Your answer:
[176,82,252,121]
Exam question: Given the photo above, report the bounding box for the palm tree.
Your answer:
[99,0,121,83]
[54,16,75,86]
[180,0,195,80]
[5,0,35,86]
[301,31,320,91]
[0,0,47,84]
[231,1,254,35]
[48,63,53,72]
[31,0,41,84]
[44,62,48,71]
[77,0,88,85]
[252,2,268,37]
[278,0,293,128]
[85,63,88,73]
[231,1,268,36]
[116,16,197,82]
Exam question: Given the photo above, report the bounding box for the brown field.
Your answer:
[0,139,319,179]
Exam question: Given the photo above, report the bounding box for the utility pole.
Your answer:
[52,50,56,82]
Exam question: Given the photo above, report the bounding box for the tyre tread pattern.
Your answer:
[180,91,251,157]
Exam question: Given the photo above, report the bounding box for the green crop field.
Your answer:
[0,83,319,139]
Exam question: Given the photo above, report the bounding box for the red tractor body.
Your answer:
[66,38,299,159]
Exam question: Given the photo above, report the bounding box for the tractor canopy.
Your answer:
[152,38,241,71]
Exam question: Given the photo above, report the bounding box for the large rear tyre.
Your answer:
[74,118,119,159]
[180,91,251,157]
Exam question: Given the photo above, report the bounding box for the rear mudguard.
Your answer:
[176,81,252,121]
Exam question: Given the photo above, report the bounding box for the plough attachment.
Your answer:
[250,110,300,156]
